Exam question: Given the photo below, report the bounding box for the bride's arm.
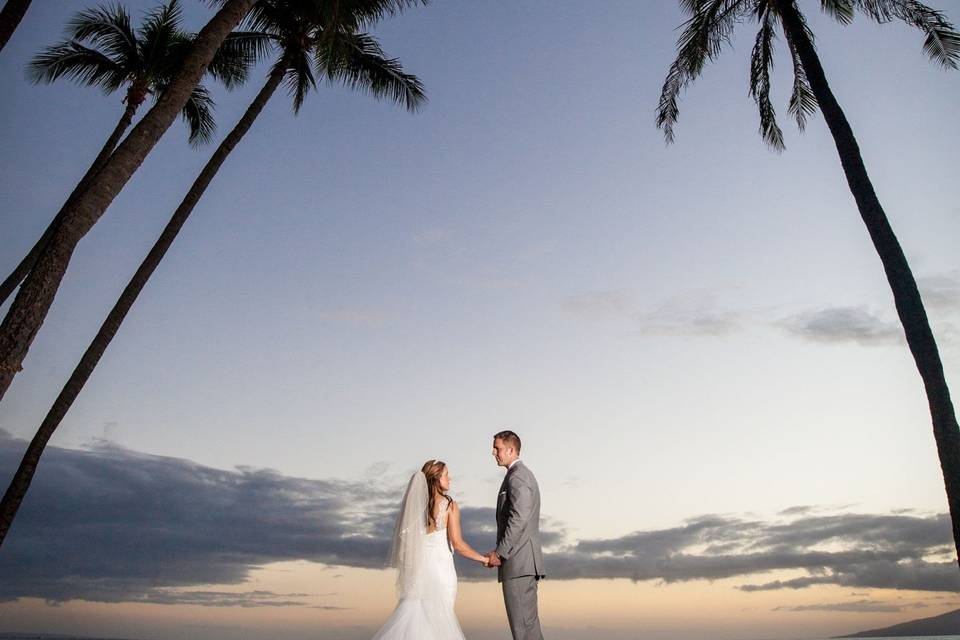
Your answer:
[447,501,488,564]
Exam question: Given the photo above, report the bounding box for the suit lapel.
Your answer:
[497,461,522,516]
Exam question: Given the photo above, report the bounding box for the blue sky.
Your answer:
[1,1,960,638]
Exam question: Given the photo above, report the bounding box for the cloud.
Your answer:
[562,289,743,337]
[1,431,957,607]
[918,272,960,312]
[545,511,958,592]
[773,599,926,613]
[128,589,321,608]
[778,306,903,346]
[0,431,508,606]
[635,303,742,337]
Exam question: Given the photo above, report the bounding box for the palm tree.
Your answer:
[0,0,31,53]
[0,0,426,547]
[0,0,252,309]
[0,0,257,403]
[657,0,960,568]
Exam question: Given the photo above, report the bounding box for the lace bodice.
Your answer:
[431,498,451,532]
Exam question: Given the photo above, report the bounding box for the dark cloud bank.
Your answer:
[1,430,957,607]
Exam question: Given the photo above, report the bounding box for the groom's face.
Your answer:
[492,438,516,467]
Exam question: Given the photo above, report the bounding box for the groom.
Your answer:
[486,430,545,640]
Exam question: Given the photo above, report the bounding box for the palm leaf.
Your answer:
[876,0,960,69]
[283,48,317,113]
[219,30,277,66]
[309,0,429,31]
[820,0,856,24]
[785,36,818,131]
[749,8,784,150]
[67,3,138,64]
[656,0,753,143]
[137,0,183,72]
[178,82,217,146]
[27,40,127,91]
[318,30,426,112]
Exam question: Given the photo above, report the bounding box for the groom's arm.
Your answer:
[495,475,535,560]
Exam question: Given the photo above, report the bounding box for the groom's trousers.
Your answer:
[502,575,544,640]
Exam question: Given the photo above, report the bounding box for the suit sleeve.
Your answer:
[496,474,534,560]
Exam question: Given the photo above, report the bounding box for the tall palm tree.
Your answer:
[0,0,426,547]
[657,0,960,567]
[0,0,257,403]
[0,0,31,53]
[0,0,252,309]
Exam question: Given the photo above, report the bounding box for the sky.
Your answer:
[1,1,960,639]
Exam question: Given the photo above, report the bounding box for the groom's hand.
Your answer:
[485,551,502,567]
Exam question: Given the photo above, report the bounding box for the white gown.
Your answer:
[372,501,466,640]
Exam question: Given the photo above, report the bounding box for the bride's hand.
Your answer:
[480,557,490,567]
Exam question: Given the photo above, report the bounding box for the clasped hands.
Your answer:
[481,551,502,568]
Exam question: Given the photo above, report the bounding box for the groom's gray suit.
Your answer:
[496,460,545,640]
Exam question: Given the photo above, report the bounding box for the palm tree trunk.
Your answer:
[0,101,138,307]
[0,0,31,53]
[0,0,255,403]
[0,63,287,548]
[775,0,960,569]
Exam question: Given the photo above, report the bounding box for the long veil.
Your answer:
[388,471,429,599]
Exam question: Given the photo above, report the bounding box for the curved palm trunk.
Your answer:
[0,64,286,547]
[775,0,960,568]
[0,101,139,306]
[0,0,32,53]
[0,0,255,404]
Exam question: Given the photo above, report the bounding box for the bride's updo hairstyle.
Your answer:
[421,459,451,529]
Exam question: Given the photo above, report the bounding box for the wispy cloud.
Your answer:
[918,272,960,313]
[1,430,956,607]
[777,306,903,346]
[564,272,960,347]
[635,296,742,337]
[562,289,744,337]
[131,589,323,608]
[773,599,927,613]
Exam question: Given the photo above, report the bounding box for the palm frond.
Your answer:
[820,0,856,24]
[220,30,277,66]
[656,0,753,143]
[27,40,127,91]
[315,0,430,31]
[67,3,139,63]
[318,30,426,112]
[865,0,960,69]
[852,0,895,22]
[749,9,784,150]
[137,0,183,71]
[282,48,317,112]
[786,36,818,130]
[244,0,295,36]
[207,31,272,89]
[178,82,217,146]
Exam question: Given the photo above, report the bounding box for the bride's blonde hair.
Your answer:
[421,459,451,529]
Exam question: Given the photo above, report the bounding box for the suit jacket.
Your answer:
[495,460,545,582]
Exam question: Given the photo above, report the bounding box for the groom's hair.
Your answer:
[493,430,521,454]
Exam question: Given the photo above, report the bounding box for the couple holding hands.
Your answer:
[371,430,545,640]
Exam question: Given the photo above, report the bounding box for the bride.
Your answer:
[372,459,490,639]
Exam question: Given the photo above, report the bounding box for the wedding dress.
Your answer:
[371,471,466,640]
